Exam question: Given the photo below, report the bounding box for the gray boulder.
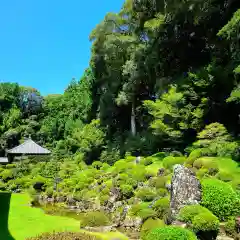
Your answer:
[170,164,201,218]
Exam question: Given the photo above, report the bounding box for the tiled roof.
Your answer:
[6,139,51,155]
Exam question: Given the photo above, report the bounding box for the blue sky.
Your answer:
[0,0,124,95]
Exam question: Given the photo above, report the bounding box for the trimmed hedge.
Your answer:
[201,179,240,221]
[146,226,197,240]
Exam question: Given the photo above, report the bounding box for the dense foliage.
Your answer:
[1,0,240,239]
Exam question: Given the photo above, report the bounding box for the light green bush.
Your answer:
[135,188,157,202]
[80,211,109,227]
[192,212,219,232]
[177,204,211,223]
[146,226,197,240]
[162,156,186,170]
[153,197,170,219]
[92,161,103,169]
[201,179,240,221]
[141,218,165,240]
[224,217,236,237]
[120,184,134,198]
[216,171,233,182]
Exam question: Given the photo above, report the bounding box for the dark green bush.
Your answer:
[141,218,165,240]
[177,204,211,223]
[146,226,197,240]
[192,212,219,232]
[201,179,240,221]
[153,197,170,219]
[80,211,109,227]
[26,232,101,240]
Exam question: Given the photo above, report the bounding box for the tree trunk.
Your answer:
[131,100,136,136]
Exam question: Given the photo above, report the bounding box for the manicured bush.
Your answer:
[135,187,157,202]
[177,204,211,223]
[141,218,165,240]
[146,226,197,240]
[196,168,208,179]
[162,156,186,170]
[187,149,205,163]
[26,232,101,240]
[130,202,149,216]
[80,211,110,227]
[153,197,170,219]
[92,161,103,169]
[224,217,236,237]
[192,212,220,232]
[216,171,233,182]
[120,184,134,198]
[143,157,153,166]
[201,179,240,221]
[137,208,157,221]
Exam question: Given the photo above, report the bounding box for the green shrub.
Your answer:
[0,169,14,181]
[201,179,240,221]
[137,208,157,221]
[177,204,211,223]
[80,211,109,227]
[155,176,167,189]
[0,181,6,190]
[224,217,236,237]
[157,188,168,197]
[187,149,204,163]
[162,156,186,170]
[130,203,149,216]
[146,226,197,240]
[92,161,103,169]
[135,188,157,202]
[26,232,101,240]
[141,218,165,240]
[192,212,220,232]
[120,184,134,198]
[143,157,153,166]
[153,197,170,219]
[196,168,208,179]
[216,171,233,182]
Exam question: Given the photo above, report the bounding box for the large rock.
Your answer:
[170,164,201,218]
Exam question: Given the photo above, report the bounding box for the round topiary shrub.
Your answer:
[141,218,165,240]
[120,184,134,198]
[201,179,240,221]
[192,212,219,240]
[224,217,236,237]
[192,212,219,232]
[146,226,197,240]
[163,156,186,170]
[177,204,211,224]
[216,171,233,182]
[80,211,110,227]
[135,187,157,202]
[153,197,170,219]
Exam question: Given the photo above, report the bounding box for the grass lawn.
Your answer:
[0,192,128,240]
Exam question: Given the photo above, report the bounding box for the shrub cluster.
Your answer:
[201,179,240,221]
[146,226,197,240]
